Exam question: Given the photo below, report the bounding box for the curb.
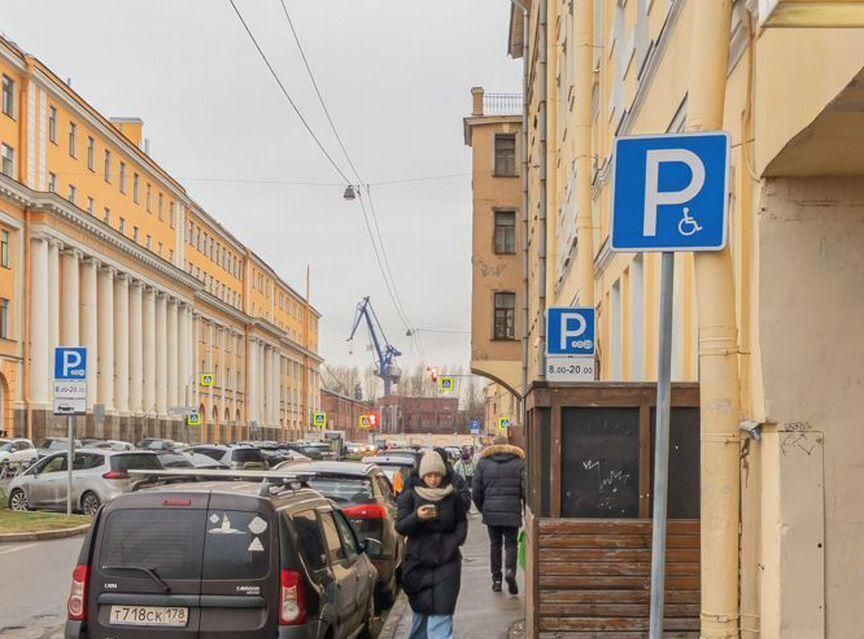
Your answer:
[0,523,90,542]
[376,593,409,639]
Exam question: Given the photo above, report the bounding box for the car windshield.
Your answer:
[0,442,14,453]
[306,477,374,504]
[111,453,162,472]
[159,454,193,468]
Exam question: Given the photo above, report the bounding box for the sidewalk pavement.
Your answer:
[381,509,524,639]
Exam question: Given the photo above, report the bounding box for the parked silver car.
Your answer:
[6,449,162,515]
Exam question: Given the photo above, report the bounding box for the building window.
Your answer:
[0,144,13,177]
[196,228,202,251]
[68,184,76,204]
[146,183,151,212]
[49,106,57,142]
[169,202,176,229]
[1,230,10,268]
[133,173,140,203]
[118,217,126,235]
[494,134,517,177]
[494,210,517,254]
[133,226,139,243]
[87,137,95,171]
[158,193,163,221]
[0,298,9,338]
[104,149,111,182]
[48,172,56,192]
[103,207,110,224]
[119,161,126,193]
[87,197,94,215]
[0,76,12,119]
[493,292,516,340]
[68,122,77,157]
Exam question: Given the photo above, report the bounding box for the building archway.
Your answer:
[212,405,220,443]
[198,403,206,443]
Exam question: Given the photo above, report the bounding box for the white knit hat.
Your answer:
[418,450,446,478]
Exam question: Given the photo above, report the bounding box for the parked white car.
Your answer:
[0,438,39,465]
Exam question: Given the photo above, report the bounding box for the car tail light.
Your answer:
[101,470,129,480]
[67,565,89,621]
[342,504,387,520]
[280,570,307,625]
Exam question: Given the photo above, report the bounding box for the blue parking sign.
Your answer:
[546,308,595,357]
[54,348,87,380]
[611,132,730,252]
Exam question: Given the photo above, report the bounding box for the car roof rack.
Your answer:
[127,468,314,496]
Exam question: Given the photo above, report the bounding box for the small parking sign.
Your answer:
[53,348,87,415]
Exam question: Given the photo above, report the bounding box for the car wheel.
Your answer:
[81,491,101,516]
[8,488,29,511]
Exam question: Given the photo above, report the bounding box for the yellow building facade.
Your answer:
[482,0,864,637]
[0,35,321,443]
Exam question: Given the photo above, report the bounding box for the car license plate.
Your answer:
[109,605,188,627]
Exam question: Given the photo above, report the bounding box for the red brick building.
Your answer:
[320,389,371,441]
[376,395,462,434]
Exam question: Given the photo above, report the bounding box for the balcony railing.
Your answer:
[483,93,523,116]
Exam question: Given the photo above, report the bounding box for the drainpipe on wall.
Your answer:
[574,0,595,307]
[685,2,741,638]
[536,0,548,380]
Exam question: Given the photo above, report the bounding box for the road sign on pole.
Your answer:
[546,308,596,382]
[497,417,511,431]
[199,373,214,388]
[439,376,455,393]
[470,419,481,435]
[313,412,327,429]
[53,347,87,517]
[611,131,730,639]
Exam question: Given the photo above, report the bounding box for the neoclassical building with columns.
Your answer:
[0,34,321,442]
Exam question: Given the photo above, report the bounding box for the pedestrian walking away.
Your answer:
[472,435,525,595]
[396,450,469,639]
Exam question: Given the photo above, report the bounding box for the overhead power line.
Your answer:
[227,0,351,184]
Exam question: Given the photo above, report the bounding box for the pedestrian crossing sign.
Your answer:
[359,414,370,429]
[313,412,327,428]
[200,373,214,388]
[439,376,455,392]
[498,417,511,431]
[187,411,202,427]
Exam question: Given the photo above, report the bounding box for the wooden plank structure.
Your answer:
[523,382,700,639]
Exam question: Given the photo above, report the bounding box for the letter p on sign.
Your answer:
[54,347,87,380]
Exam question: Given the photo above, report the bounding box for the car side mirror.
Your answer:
[363,537,384,557]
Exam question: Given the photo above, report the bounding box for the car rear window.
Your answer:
[203,510,271,580]
[307,477,374,504]
[231,448,265,463]
[100,509,205,579]
[111,453,162,472]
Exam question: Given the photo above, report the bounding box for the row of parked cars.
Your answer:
[57,444,429,639]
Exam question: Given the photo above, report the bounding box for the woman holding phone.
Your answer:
[396,450,468,639]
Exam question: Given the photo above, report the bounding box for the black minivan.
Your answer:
[65,480,379,639]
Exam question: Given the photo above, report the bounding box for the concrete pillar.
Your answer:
[167,299,179,411]
[129,281,143,415]
[60,249,81,346]
[178,303,189,410]
[155,293,168,416]
[47,240,60,355]
[80,258,99,408]
[29,237,50,405]
[113,274,129,414]
[192,313,200,411]
[143,287,156,416]
[259,342,267,426]
[97,266,115,411]
[246,337,258,425]
[274,350,281,429]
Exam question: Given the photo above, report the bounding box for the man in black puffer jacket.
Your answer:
[472,435,525,595]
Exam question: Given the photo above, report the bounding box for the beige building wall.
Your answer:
[505,0,864,637]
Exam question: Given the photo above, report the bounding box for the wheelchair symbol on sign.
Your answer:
[677,207,703,237]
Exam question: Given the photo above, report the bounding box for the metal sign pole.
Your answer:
[66,414,75,516]
[649,251,675,639]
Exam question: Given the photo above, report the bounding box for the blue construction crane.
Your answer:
[348,297,402,396]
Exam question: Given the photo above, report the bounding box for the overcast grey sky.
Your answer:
[0,0,520,371]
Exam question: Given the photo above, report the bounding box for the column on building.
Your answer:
[80,258,99,408]
[59,248,81,346]
[47,240,60,355]
[29,237,50,406]
[274,349,281,429]
[129,281,143,415]
[97,266,115,411]
[259,342,267,426]
[178,303,188,411]
[113,274,130,414]
[192,312,200,413]
[143,287,156,416]
[204,320,213,437]
[155,293,168,416]
[218,327,226,432]
[246,336,258,426]
[167,299,179,413]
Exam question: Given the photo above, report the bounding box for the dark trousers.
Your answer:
[487,525,519,581]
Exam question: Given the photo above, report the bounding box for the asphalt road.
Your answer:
[0,535,84,634]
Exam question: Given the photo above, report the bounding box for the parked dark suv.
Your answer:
[65,477,379,638]
[274,461,403,610]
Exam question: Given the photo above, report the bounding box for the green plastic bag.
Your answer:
[518,529,527,570]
